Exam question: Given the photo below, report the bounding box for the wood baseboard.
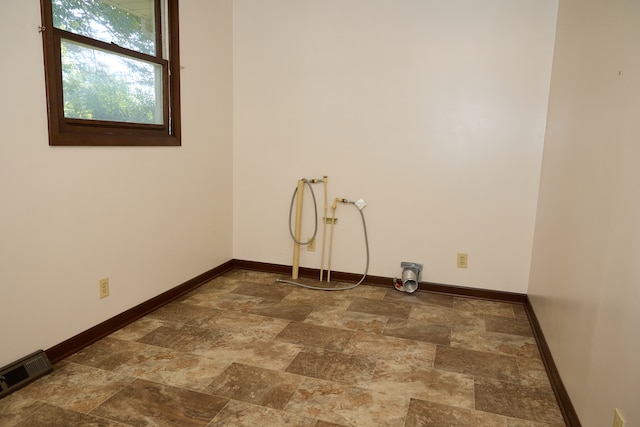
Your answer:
[233,259,527,303]
[526,296,580,426]
[45,260,235,364]
[46,259,525,365]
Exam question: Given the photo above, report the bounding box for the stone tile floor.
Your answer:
[0,269,566,426]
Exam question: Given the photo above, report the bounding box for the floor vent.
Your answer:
[0,350,52,399]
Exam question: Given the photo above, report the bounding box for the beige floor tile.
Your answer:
[304,306,388,334]
[383,318,451,345]
[65,337,148,371]
[145,301,221,325]
[186,308,289,338]
[347,297,412,319]
[136,323,226,354]
[282,287,353,308]
[506,417,566,427]
[17,363,133,413]
[474,377,564,425]
[516,356,553,389]
[485,314,535,337]
[434,345,521,383]
[205,363,304,410]
[13,403,126,427]
[249,300,316,321]
[113,345,229,391]
[183,292,263,312]
[285,378,409,427]
[451,325,540,358]
[286,348,377,385]
[176,279,237,302]
[364,359,475,409]
[327,283,389,301]
[229,280,293,300]
[275,322,354,351]
[196,334,303,371]
[0,394,48,427]
[383,289,454,308]
[453,297,516,318]
[108,317,167,341]
[409,304,484,328]
[513,304,529,320]
[220,270,280,285]
[209,400,317,426]
[315,421,348,427]
[343,331,436,367]
[405,398,508,427]
[91,378,228,426]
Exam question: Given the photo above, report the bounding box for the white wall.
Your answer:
[528,0,640,425]
[0,0,233,367]
[233,0,558,292]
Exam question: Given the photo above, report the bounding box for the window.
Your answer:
[40,0,181,146]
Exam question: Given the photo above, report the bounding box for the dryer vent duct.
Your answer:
[0,350,52,399]
[395,261,423,293]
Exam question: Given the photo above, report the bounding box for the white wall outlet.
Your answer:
[457,253,468,268]
[99,277,109,299]
[307,238,316,252]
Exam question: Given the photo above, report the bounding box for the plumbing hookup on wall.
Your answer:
[276,176,370,291]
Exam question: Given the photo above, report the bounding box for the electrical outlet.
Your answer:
[323,217,338,225]
[613,409,625,427]
[307,238,316,252]
[457,253,468,268]
[99,277,109,299]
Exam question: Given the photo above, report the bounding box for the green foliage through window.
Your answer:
[52,0,161,125]
[52,0,156,55]
[61,40,161,124]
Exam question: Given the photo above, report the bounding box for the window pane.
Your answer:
[53,0,156,55]
[61,39,163,124]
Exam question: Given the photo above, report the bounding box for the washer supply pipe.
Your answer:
[289,178,323,279]
[291,179,305,279]
[327,198,354,282]
[319,176,328,282]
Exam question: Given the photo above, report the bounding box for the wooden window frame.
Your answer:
[39,0,181,146]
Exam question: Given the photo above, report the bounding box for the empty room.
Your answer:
[1,1,638,426]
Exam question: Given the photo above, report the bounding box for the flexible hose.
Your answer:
[288,179,318,245]
[277,202,369,291]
